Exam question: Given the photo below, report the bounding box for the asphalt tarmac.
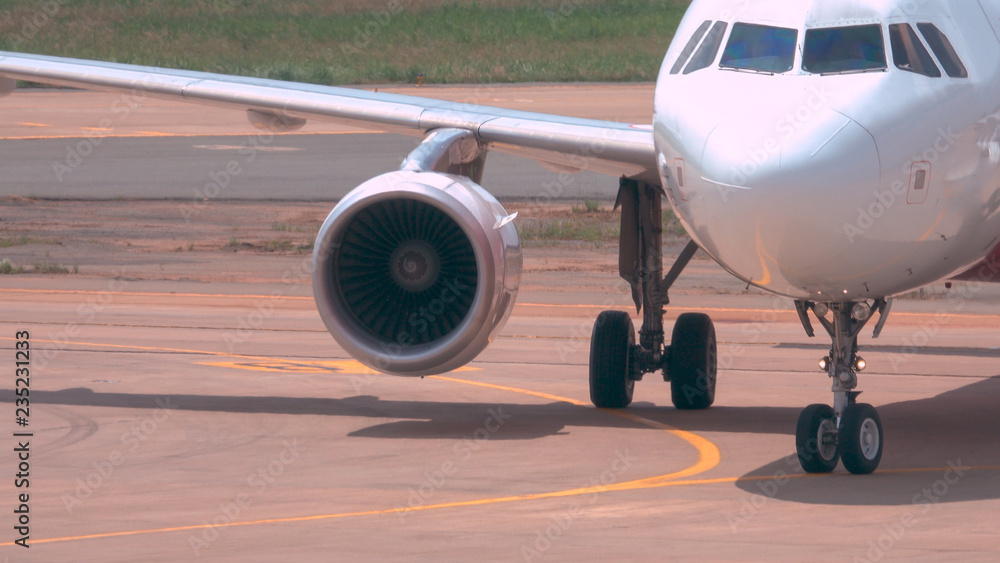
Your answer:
[0,86,653,201]
[1,88,999,562]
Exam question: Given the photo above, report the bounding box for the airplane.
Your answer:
[3,0,999,476]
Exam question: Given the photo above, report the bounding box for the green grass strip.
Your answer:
[1,0,689,84]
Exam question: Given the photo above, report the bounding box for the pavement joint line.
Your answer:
[0,340,988,377]
[1,340,989,376]
[0,288,990,319]
[0,321,326,332]
[0,324,992,352]
[0,336,280,362]
[4,336,996,366]
[0,288,315,300]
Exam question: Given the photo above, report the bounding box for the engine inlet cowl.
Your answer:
[313,171,521,376]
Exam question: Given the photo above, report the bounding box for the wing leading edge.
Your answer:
[0,52,657,182]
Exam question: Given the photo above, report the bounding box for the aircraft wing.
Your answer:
[0,51,658,182]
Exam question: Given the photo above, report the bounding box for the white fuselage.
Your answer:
[653,0,1000,301]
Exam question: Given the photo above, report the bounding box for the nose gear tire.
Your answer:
[839,403,883,475]
[796,403,840,473]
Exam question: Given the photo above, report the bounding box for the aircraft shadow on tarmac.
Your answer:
[4,374,997,506]
[2,387,634,442]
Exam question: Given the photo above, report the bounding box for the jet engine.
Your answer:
[313,170,521,376]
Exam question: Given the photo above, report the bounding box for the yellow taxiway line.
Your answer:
[0,337,719,547]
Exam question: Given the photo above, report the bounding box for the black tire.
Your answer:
[668,313,716,410]
[796,404,839,473]
[839,403,883,475]
[589,311,635,408]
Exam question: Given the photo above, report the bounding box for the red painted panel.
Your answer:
[949,240,1000,282]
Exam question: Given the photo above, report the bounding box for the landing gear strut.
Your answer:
[589,178,716,410]
[794,299,890,474]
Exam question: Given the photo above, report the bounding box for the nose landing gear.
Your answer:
[794,300,890,474]
[588,175,891,477]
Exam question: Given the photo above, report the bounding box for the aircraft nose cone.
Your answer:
[690,109,881,298]
[700,108,879,193]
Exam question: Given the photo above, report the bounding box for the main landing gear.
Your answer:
[589,179,717,411]
[793,299,891,474]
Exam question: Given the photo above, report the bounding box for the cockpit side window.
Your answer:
[889,23,941,77]
[671,20,713,75]
[683,21,728,75]
[720,23,798,74]
[917,23,968,78]
[803,24,887,74]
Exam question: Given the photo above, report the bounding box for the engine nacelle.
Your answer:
[313,170,521,376]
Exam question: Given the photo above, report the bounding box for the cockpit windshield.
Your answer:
[802,24,886,74]
[720,23,798,74]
